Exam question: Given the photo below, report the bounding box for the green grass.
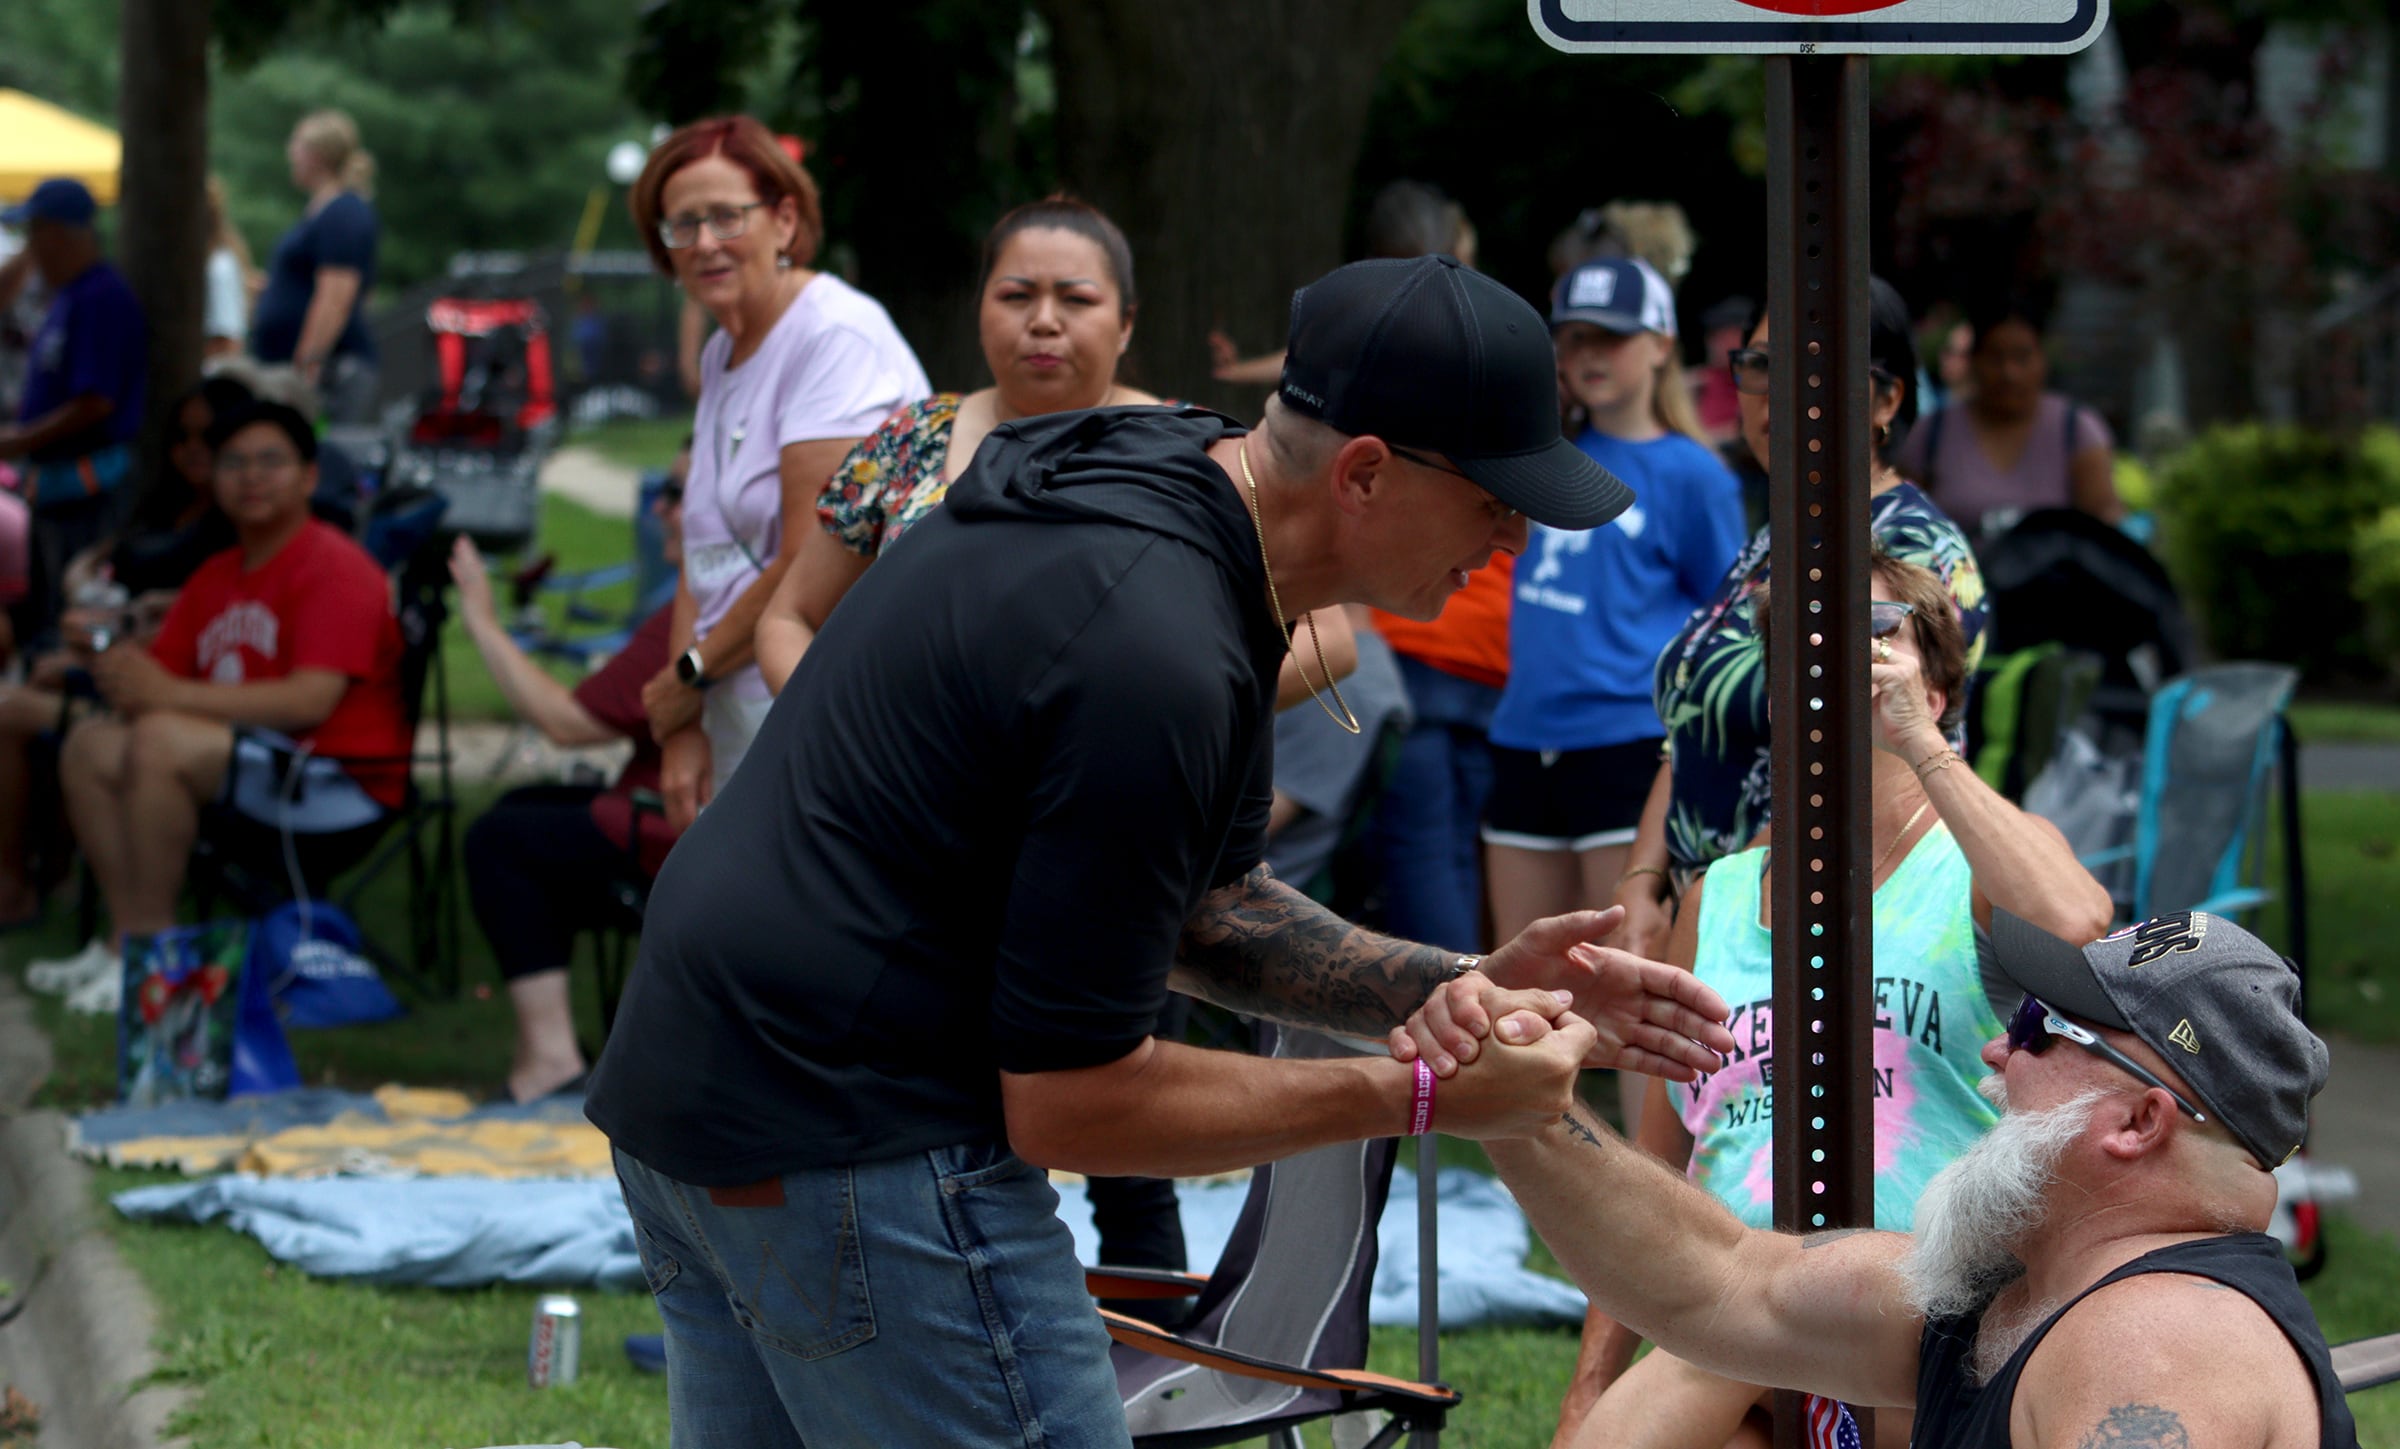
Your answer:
[442,492,648,724]
[2257,792,2400,1045]
[567,417,691,475]
[2290,700,2400,745]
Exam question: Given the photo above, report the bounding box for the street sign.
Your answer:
[1530,0,2108,55]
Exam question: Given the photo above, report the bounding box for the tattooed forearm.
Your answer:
[1560,1107,1612,1153]
[2077,1404,2192,1449]
[1170,864,1458,1035]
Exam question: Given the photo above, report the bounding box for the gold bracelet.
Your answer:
[1914,749,1963,780]
[1617,865,1670,892]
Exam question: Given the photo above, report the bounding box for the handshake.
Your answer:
[1380,907,1738,1142]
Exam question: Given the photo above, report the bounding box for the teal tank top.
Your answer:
[1668,823,2005,1232]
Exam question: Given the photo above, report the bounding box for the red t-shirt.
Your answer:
[150,519,410,806]
[575,606,682,876]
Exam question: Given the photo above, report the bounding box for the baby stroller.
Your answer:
[386,297,559,551]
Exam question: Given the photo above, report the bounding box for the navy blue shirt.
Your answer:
[1490,429,1745,752]
[250,191,378,365]
[19,261,147,463]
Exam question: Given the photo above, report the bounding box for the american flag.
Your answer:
[1805,1394,1864,1449]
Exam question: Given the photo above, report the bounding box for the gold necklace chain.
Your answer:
[1238,441,1362,735]
[1874,797,1933,878]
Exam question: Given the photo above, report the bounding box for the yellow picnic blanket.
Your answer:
[87,1085,611,1179]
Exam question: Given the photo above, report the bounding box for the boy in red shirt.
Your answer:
[60,400,406,964]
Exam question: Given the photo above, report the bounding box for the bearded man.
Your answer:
[1406,909,2356,1448]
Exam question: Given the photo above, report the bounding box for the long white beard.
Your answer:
[1896,1079,2107,1322]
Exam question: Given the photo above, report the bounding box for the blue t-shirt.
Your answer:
[19,261,147,462]
[1490,429,1744,752]
[250,190,379,365]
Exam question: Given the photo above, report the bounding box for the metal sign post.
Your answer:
[1762,53,1875,1449]
[1526,6,2106,1446]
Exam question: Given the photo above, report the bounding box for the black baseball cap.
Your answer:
[1277,255,1634,530]
[1992,909,2330,1170]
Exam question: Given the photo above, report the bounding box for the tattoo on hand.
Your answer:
[1174,864,1457,1035]
[2077,1404,2191,1449]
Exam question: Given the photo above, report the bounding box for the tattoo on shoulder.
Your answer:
[1173,864,1457,1036]
[2077,1403,2192,1449]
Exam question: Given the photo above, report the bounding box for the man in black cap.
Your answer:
[1421,908,2356,1448]
[585,255,1740,1446]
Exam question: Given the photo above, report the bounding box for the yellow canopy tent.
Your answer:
[0,89,120,206]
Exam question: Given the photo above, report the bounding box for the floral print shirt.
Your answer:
[817,393,965,557]
[1651,481,1987,877]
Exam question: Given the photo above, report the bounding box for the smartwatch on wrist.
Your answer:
[674,645,711,689]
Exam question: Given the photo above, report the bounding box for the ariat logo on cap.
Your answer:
[1281,382,1326,411]
[2169,1018,2202,1054]
[2125,912,2208,968]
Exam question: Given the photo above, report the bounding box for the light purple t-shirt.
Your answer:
[1894,393,2111,536]
[683,273,930,701]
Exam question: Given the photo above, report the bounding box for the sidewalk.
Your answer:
[538,445,641,520]
[2315,1035,2400,1240]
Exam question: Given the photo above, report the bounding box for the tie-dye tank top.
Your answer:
[1668,822,2005,1231]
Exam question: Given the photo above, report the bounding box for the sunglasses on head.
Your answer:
[2006,995,2208,1122]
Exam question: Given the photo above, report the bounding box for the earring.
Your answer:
[776,254,793,271]
[1875,422,1891,448]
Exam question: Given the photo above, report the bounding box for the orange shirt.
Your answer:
[1369,552,1512,689]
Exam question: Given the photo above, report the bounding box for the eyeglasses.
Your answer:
[1869,600,1916,640]
[215,450,302,477]
[1388,444,1521,522]
[2005,995,2208,1122]
[658,201,769,250]
[1726,347,1900,399]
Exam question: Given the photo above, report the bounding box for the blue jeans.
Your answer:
[615,1142,1130,1448]
[1365,656,1501,953]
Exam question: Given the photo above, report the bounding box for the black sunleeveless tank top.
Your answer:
[1912,1232,2358,1448]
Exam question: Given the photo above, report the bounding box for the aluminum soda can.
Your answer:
[528,1294,582,1387]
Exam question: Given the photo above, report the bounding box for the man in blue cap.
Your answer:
[0,178,149,645]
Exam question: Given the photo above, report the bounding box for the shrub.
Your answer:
[2357,504,2400,679]
[2153,423,2400,680]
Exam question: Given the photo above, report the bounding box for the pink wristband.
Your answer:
[1409,1057,1436,1136]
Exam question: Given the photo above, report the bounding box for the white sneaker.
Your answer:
[63,952,124,1016]
[26,938,111,994]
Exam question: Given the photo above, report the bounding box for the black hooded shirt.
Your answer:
[586,406,1286,1183]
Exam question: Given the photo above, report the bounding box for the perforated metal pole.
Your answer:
[1414,1132,1440,1447]
[1764,53,1877,1449]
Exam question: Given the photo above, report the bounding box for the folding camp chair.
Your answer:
[188,500,463,997]
[1965,644,2103,804]
[2080,662,2304,953]
[2337,1331,2400,1395]
[506,468,679,673]
[1089,1026,1458,1448]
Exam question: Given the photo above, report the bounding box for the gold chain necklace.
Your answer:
[1237,441,1361,735]
[1874,797,1933,878]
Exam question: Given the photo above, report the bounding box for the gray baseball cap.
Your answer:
[1991,909,2329,1170]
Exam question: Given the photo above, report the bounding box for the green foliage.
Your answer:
[2152,423,2400,680]
[2354,503,2400,673]
[0,0,120,118]
[211,0,653,288]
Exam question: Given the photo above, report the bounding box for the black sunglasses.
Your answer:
[2006,995,2208,1122]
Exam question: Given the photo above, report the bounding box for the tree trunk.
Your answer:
[117,0,212,459]
[1038,0,1422,412]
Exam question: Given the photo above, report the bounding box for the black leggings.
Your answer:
[464,784,642,981]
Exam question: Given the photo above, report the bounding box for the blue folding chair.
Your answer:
[2080,662,2304,952]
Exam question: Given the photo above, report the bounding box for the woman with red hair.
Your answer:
[628,115,929,827]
